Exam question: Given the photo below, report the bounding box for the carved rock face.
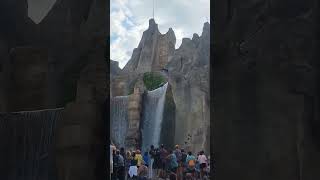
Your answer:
[6,47,49,111]
[269,0,314,18]
[166,22,210,153]
[213,1,319,180]
[123,19,176,74]
[111,20,210,153]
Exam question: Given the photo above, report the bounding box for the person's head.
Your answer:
[126,151,131,157]
[120,147,125,152]
[181,148,185,153]
[200,150,204,155]
[188,151,192,156]
[175,144,179,149]
[116,150,120,155]
[161,144,164,148]
[151,145,154,149]
[132,151,136,157]
[169,149,173,154]
[136,149,141,154]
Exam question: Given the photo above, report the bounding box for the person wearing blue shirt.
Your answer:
[166,150,178,173]
[143,151,149,167]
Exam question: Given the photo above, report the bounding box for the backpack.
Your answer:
[188,159,196,168]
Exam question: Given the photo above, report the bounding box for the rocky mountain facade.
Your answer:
[166,22,210,153]
[0,0,107,179]
[123,19,176,74]
[0,0,106,110]
[111,19,210,153]
[110,60,122,77]
[213,0,320,180]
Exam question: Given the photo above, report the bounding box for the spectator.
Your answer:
[128,160,138,179]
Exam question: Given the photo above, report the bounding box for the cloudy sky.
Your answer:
[111,0,210,68]
[27,0,56,24]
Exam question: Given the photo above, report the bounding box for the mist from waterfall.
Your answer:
[141,83,168,152]
[110,96,129,148]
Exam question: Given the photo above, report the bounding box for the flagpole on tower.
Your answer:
[153,0,155,19]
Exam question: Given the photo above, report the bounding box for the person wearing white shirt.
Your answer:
[128,164,138,179]
[197,151,208,179]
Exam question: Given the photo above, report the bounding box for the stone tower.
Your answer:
[125,79,145,150]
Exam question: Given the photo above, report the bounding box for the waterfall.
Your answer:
[110,96,129,148]
[0,108,63,180]
[141,83,168,152]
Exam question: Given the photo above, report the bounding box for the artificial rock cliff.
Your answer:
[111,19,210,153]
[213,0,320,180]
[0,0,106,110]
[166,22,210,153]
[123,19,176,74]
[0,0,107,179]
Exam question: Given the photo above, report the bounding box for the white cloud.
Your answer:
[110,0,210,68]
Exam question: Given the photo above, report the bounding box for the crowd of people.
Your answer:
[110,143,212,180]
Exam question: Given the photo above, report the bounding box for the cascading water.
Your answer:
[110,96,129,148]
[0,108,63,180]
[141,82,168,152]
